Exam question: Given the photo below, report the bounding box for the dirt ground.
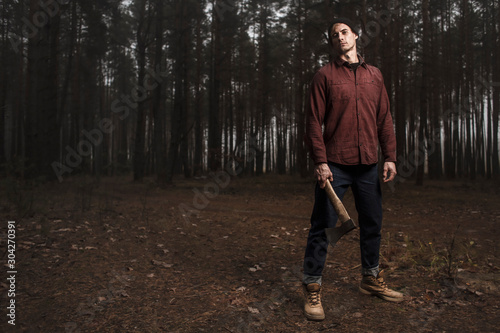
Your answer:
[1,174,500,332]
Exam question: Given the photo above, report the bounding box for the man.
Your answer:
[302,17,403,321]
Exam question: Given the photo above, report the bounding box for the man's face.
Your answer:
[330,23,358,54]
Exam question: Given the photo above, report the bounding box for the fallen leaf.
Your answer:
[249,264,262,272]
[248,307,260,314]
[152,260,173,268]
[51,228,73,233]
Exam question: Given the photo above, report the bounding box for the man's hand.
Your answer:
[314,163,333,188]
[383,162,397,182]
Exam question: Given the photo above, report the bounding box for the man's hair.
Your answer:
[328,17,359,46]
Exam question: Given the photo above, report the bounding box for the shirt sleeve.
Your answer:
[304,72,328,164]
[376,79,397,163]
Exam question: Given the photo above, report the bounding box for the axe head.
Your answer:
[325,219,357,246]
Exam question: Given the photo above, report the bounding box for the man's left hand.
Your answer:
[383,162,397,182]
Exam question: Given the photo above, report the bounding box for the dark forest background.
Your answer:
[1,0,499,185]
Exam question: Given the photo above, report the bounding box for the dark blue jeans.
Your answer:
[303,163,382,284]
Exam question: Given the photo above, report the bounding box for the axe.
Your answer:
[323,181,357,246]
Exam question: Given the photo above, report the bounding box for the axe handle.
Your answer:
[324,181,351,223]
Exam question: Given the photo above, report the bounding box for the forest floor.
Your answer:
[1,174,500,332]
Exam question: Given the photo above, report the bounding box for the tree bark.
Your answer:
[133,0,150,181]
[152,0,166,184]
[208,0,221,172]
[416,0,430,186]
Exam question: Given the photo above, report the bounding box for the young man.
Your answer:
[302,17,403,321]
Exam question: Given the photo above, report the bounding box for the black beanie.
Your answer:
[328,17,359,45]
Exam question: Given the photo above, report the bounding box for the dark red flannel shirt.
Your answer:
[305,56,397,165]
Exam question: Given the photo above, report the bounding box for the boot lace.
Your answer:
[307,290,321,306]
[377,276,388,290]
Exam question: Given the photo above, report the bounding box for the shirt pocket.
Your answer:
[358,79,381,102]
[327,80,351,103]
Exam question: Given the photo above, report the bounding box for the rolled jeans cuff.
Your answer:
[362,265,379,277]
[303,274,322,286]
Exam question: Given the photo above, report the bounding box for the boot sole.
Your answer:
[304,311,325,321]
[359,287,404,303]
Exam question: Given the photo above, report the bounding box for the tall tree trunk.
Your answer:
[24,0,41,178]
[193,1,204,177]
[208,0,221,172]
[180,13,192,179]
[167,0,192,181]
[416,0,430,186]
[492,0,500,175]
[255,2,269,175]
[133,0,149,181]
[295,0,308,177]
[429,8,442,180]
[394,5,406,169]
[0,0,9,167]
[152,0,166,184]
[463,0,475,179]
[443,2,455,178]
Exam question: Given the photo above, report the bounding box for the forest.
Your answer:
[1,0,499,184]
[1,1,500,332]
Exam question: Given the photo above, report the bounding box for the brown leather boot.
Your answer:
[303,283,325,321]
[359,270,404,302]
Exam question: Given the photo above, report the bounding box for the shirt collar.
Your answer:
[334,55,367,68]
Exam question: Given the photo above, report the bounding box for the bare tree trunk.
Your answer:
[0,0,9,167]
[493,0,500,175]
[193,1,204,176]
[394,6,406,169]
[416,0,430,186]
[295,0,308,177]
[255,2,270,175]
[24,0,41,178]
[133,0,150,181]
[462,0,475,179]
[152,0,166,184]
[443,3,455,178]
[167,0,192,181]
[180,24,191,178]
[208,0,221,172]
[429,11,442,180]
